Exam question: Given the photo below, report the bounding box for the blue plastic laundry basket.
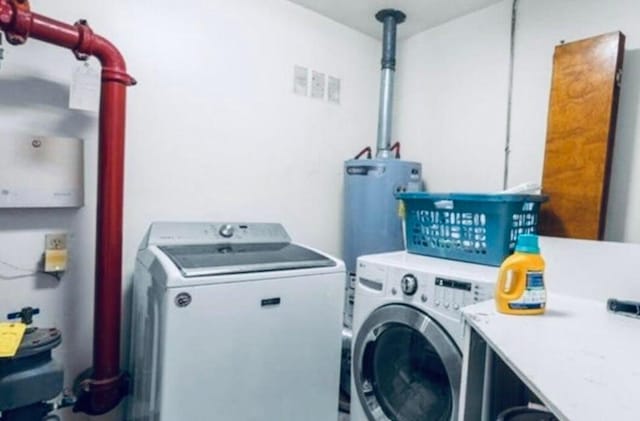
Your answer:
[398,192,547,266]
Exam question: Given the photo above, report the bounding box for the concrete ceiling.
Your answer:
[288,0,503,39]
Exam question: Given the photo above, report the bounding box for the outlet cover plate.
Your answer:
[45,233,67,250]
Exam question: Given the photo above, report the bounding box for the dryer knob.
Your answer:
[401,274,418,296]
[219,224,235,238]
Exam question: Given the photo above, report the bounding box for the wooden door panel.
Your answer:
[540,32,625,239]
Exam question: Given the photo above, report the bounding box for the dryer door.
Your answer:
[353,304,461,421]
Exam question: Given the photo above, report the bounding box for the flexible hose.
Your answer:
[389,141,401,158]
[354,146,372,159]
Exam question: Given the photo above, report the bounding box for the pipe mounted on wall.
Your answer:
[0,0,135,415]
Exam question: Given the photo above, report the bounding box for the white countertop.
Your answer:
[462,294,640,421]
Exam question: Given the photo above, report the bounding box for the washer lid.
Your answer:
[158,242,336,277]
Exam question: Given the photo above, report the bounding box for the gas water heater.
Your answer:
[342,9,423,276]
[343,158,421,274]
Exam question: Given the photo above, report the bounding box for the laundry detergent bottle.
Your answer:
[495,234,546,315]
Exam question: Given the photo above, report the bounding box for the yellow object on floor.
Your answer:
[0,322,26,357]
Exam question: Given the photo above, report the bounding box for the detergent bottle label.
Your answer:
[508,270,546,310]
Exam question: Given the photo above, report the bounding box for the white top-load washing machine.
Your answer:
[351,251,498,421]
[128,222,345,421]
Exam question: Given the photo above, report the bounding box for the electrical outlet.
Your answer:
[45,233,67,250]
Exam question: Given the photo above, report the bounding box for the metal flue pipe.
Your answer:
[0,0,135,415]
[375,9,405,159]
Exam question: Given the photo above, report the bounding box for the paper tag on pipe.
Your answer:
[0,323,26,358]
[69,62,100,112]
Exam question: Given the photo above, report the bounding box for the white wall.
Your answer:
[540,236,640,301]
[0,1,379,419]
[395,1,512,193]
[508,0,640,243]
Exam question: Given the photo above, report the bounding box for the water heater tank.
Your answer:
[342,158,422,274]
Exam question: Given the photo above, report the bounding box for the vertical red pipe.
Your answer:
[0,0,135,414]
[93,80,126,381]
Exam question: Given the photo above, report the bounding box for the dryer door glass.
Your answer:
[354,304,461,421]
[372,325,451,420]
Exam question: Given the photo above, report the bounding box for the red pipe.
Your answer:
[0,0,135,415]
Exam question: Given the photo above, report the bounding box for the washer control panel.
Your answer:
[143,222,292,246]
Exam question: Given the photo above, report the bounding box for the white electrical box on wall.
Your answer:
[0,135,84,208]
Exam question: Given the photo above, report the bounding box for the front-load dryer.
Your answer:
[128,222,345,421]
[351,251,497,421]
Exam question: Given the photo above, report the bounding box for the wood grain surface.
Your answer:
[540,32,625,240]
